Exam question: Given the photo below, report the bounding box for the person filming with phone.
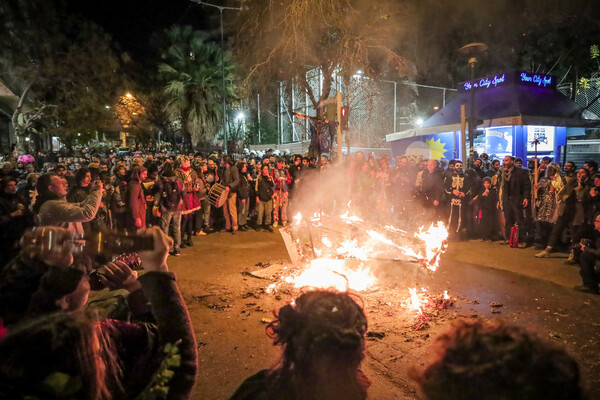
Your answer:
[0,226,198,400]
[34,172,103,234]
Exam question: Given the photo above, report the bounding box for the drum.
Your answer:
[208,183,228,207]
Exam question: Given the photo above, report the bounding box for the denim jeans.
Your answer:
[160,210,182,250]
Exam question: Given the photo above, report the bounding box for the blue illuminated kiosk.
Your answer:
[386,70,600,164]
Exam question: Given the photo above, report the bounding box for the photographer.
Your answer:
[35,172,103,235]
[575,213,600,295]
[0,226,198,400]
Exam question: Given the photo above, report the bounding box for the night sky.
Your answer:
[65,0,214,59]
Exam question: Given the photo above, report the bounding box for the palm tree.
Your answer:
[158,25,237,149]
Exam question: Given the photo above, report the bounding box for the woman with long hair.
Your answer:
[231,290,370,400]
[127,166,148,231]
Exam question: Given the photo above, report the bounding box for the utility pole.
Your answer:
[459,42,488,165]
[191,0,242,154]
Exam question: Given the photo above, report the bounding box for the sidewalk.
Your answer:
[443,240,582,289]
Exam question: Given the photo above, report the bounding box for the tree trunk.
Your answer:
[11,79,36,155]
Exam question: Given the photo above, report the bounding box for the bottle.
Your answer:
[89,253,142,291]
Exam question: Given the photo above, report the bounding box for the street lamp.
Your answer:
[191,0,242,154]
[459,42,488,163]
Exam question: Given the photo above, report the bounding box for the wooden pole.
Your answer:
[336,91,342,160]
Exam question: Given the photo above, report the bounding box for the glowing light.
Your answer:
[408,288,427,316]
[443,290,450,300]
[336,239,369,260]
[283,259,376,292]
[236,112,245,121]
[125,92,133,98]
[340,210,363,223]
[384,225,407,234]
[367,230,402,250]
[400,221,449,272]
[292,212,302,226]
[416,118,424,127]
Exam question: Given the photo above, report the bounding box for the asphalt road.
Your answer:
[167,230,600,400]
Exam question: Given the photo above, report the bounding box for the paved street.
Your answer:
[168,230,600,400]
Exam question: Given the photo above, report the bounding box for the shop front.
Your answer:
[386,71,600,164]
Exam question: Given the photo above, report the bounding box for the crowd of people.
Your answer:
[1,148,600,294]
[0,145,594,399]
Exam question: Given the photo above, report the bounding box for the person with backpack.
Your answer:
[155,166,184,256]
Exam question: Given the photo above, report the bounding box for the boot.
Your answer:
[186,235,194,247]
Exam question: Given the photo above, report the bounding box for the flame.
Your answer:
[408,287,427,316]
[367,230,402,249]
[293,212,302,226]
[384,225,408,234]
[321,236,333,248]
[400,221,448,272]
[336,239,370,260]
[283,258,376,292]
[340,210,364,223]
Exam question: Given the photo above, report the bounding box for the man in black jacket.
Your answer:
[255,164,275,231]
[421,160,444,222]
[575,214,600,294]
[497,156,531,246]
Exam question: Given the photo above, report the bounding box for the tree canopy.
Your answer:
[158,25,238,149]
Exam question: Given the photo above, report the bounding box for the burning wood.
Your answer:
[266,210,453,330]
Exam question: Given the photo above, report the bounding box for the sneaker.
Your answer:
[180,242,187,249]
[535,250,551,258]
[499,240,509,245]
[196,230,207,236]
[232,229,238,235]
[265,225,274,232]
[255,226,261,232]
[573,285,599,295]
[186,238,193,247]
[170,249,181,257]
[517,242,528,249]
[567,251,574,262]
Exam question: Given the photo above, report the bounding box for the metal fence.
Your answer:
[269,67,456,149]
[558,78,600,119]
